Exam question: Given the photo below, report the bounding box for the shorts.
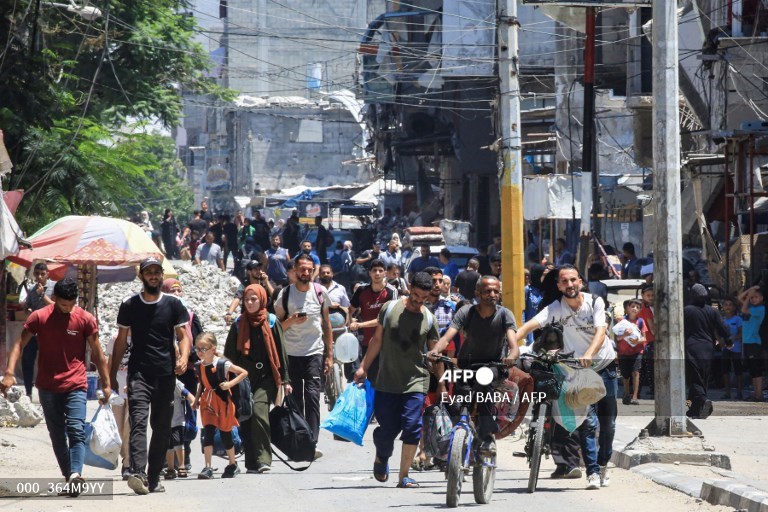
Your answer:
[618,353,643,377]
[168,426,184,451]
[721,349,743,375]
[744,344,765,378]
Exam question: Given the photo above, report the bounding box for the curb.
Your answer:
[629,464,768,512]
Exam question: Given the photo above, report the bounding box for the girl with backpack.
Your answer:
[192,332,248,479]
[224,284,292,474]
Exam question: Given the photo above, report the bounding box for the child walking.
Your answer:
[166,379,195,479]
[721,297,743,400]
[192,332,248,479]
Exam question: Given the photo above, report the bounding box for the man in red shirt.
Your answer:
[637,283,656,397]
[349,259,397,381]
[1,278,111,495]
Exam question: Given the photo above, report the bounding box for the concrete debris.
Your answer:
[0,390,43,427]
[98,262,240,352]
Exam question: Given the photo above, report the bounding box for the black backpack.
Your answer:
[269,394,316,469]
[215,359,253,423]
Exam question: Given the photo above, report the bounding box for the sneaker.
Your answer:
[222,463,240,478]
[184,463,192,471]
[164,469,177,480]
[257,464,271,474]
[564,467,582,479]
[622,395,632,405]
[67,474,84,498]
[313,449,324,461]
[630,400,640,405]
[699,399,713,419]
[586,473,600,490]
[599,465,611,487]
[246,468,260,474]
[121,467,133,481]
[148,481,165,493]
[550,466,567,479]
[198,467,214,480]
[127,474,149,495]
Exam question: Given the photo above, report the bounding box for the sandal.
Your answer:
[373,459,389,482]
[397,477,420,488]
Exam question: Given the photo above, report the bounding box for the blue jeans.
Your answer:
[551,363,618,475]
[38,389,87,478]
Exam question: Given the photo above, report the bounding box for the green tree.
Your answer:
[0,0,226,232]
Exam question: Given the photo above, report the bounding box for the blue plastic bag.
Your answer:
[320,380,375,446]
[84,422,119,470]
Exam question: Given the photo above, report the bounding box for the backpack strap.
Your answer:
[216,358,228,385]
[281,286,291,321]
[313,282,325,306]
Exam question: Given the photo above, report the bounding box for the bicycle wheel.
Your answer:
[527,401,549,494]
[324,367,338,411]
[446,428,468,508]
[333,362,345,400]
[472,450,495,504]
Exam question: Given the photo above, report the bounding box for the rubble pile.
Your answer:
[97,263,241,351]
[0,388,43,427]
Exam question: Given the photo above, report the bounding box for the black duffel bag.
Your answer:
[269,394,316,470]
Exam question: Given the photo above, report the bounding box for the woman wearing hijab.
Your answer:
[224,284,291,473]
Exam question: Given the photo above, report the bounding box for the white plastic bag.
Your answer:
[90,404,122,458]
[612,319,641,347]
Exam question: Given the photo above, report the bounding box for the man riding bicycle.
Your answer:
[428,276,519,454]
[514,265,617,490]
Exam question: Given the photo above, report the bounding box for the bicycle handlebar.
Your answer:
[423,354,510,369]
[520,351,583,368]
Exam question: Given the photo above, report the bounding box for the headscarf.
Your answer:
[161,278,181,293]
[237,284,282,386]
[529,264,545,291]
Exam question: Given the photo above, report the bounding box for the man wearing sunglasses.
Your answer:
[109,257,191,495]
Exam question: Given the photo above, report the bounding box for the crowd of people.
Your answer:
[2,199,766,498]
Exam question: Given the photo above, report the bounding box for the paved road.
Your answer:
[0,399,734,512]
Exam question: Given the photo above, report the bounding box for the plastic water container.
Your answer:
[334,333,359,364]
[86,372,99,400]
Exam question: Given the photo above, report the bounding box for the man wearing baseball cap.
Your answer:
[226,256,274,323]
[109,257,191,495]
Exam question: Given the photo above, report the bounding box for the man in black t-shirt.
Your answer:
[429,276,518,452]
[109,257,190,495]
[184,210,209,258]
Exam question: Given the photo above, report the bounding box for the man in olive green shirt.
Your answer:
[354,272,439,489]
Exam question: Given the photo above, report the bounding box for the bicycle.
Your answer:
[518,350,582,493]
[428,354,508,508]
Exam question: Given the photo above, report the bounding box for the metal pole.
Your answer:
[498,0,525,326]
[749,137,755,284]
[724,143,730,295]
[583,8,599,245]
[651,0,687,436]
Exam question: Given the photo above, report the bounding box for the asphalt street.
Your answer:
[0,397,736,512]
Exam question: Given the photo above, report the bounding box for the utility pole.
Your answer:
[650,0,687,436]
[498,0,525,327]
[583,7,600,248]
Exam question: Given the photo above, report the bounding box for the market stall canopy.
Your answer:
[52,238,162,266]
[10,215,175,282]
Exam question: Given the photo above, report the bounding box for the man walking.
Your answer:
[266,234,291,286]
[429,276,518,452]
[2,278,110,496]
[274,254,333,457]
[20,262,55,398]
[110,257,191,495]
[353,272,439,488]
[515,265,617,490]
[194,232,225,271]
[349,259,398,381]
